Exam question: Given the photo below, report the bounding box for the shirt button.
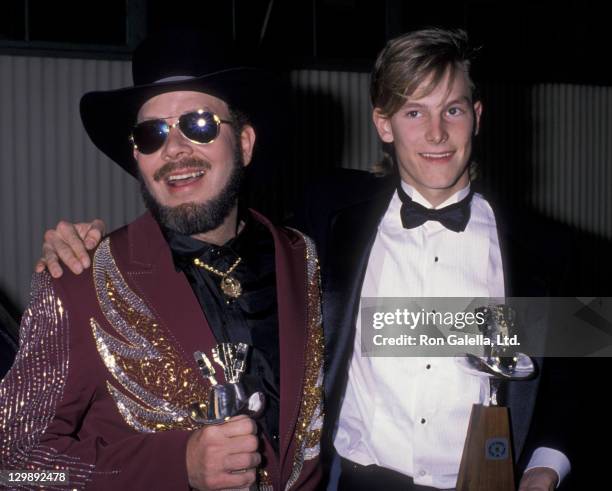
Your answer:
[419,470,427,477]
[426,364,431,369]
[434,256,439,262]
[420,417,427,424]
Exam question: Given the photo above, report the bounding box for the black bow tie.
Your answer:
[397,185,473,232]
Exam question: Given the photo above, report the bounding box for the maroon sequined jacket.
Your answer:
[0,211,323,490]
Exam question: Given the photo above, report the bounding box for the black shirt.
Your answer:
[165,218,280,451]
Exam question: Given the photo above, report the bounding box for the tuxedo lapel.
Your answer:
[491,202,560,298]
[323,184,395,417]
[489,202,560,459]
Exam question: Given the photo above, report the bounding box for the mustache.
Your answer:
[153,158,212,182]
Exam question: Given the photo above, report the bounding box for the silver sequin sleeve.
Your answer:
[0,272,95,489]
[1,265,198,490]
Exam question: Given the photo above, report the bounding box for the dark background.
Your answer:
[2,0,611,85]
[3,0,611,214]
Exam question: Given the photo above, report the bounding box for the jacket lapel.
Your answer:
[323,183,395,422]
[249,210,308,473]
[491,200,562,298]
[118,212,217,378]
[489,202,558,459]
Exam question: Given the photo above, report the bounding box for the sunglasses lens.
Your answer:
[179,111,220,144]
[132,120,168,154]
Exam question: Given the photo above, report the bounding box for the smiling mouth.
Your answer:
[419,151,455,162]
[165,170,206,187]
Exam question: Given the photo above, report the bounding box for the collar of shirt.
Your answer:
[399,181,472,209]
[164,216,252,274]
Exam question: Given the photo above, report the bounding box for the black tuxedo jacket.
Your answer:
[294,169,581,482]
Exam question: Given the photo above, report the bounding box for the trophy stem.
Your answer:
[489,379,501,406]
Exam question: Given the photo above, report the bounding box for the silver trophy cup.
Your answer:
[190,343,266,425]
[459,304,535,405]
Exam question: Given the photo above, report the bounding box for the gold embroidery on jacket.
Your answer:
[91,238,209,432]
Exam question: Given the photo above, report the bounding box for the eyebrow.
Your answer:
[401,102,427,110]
[401,96,472,110]
[444,96,472,106]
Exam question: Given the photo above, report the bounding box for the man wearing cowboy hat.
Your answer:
[0,30,323,491]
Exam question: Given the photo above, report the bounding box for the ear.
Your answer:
[240,125,256,166]
[473,100,483,136]
[372,108,394,143]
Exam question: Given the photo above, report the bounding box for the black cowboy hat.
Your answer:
[80,28,272,177]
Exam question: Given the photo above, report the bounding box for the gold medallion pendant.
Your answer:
[221,276,242,299]
[194,256,243,300]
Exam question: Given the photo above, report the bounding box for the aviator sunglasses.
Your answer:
[130,109,232,154]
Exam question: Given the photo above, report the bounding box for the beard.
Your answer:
[139,150,245,236]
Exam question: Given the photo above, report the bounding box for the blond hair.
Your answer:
[370,28,478,117]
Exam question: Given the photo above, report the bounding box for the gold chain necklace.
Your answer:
[193,256,242,299]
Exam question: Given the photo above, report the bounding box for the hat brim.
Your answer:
[80,67,271,177]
